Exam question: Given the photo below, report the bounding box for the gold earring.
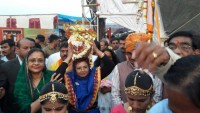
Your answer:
[128,106,132,112]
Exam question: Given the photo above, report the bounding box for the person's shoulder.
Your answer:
[1,56,8,62]
[42,46,47,50]
[1,58,19,72]
[117,61,128,66]
[42,45,50,51]
[149,99,172,113]
[115,48,121,53]
[47,52,60,62]
[0,59,5,64]
[2,58,18,66]
[48,52,60,58]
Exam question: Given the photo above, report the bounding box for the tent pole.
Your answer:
[81,0,85,26]
[97,15,99,41]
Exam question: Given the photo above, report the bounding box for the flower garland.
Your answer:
[68,25,96,60]
[135,0,155,41]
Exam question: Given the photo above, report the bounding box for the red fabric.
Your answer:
[110,104,126,113]
[107,27,111,39]
[53,16,58,29]
[6,18,17,28]
[29,18,41,28]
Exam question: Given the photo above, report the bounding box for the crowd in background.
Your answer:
[0,30,200,113]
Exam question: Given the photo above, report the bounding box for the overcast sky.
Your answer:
[0,0,88,16]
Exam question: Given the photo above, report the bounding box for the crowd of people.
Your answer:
[0,28,200,113]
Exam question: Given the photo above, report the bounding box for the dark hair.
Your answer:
[164,55,200,107]
[119,33,128,41]
[60,38,68,44]
[48,34,59,43]
[40,81,68,105]
[0,39,15,47]
[193,35,200,49]
[26,37,36,43]
[36,34,45,42]
[111,35,115,39]
[100,38,109,47]
[94,40,100,50]
[26,48,45,61]
[167,31,196,50]
[16,39,21,48]
[94,48,119,67]
[110,35,119,42]
[163,39,168,47]
[111,37,119,43]
[34,43,41,49]
[59,42,68,50]
[125,70,153,91]
[73,57,90,73]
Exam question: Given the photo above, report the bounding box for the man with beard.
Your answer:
[0,39,17,62]
[115,33,128,63]
[110,36,119,51]
[48,42,70,71]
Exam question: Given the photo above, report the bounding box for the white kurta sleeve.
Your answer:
[111,66,123,105]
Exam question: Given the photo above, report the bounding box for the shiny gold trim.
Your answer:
[39,92,68,103]
[125,85,153,96]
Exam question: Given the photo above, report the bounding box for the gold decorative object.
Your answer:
[125,72,153,96]
[128,106,133,111]
[152,52,158,59]
[39,84,68,103]
[68,25,97,60]
[125,85,153,96]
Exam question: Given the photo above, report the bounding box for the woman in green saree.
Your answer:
[14,48,61,113]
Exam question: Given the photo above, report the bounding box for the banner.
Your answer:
[0,27,24,42]
[23,28,59,39]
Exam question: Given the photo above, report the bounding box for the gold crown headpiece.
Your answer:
[68,25,97,60]
[125,86,153,96]
[39,84,68,103]
[124,72,153,96]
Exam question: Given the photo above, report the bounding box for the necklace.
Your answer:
[32,73,45,94]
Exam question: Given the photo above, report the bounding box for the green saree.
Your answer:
[14,60,53,113]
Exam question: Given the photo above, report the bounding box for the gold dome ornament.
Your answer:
[68,25,97,60]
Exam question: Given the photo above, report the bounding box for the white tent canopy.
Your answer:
[98,0,145,32]
[98,0,167,40]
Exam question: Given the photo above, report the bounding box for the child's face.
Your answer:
[42,101,67,113]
